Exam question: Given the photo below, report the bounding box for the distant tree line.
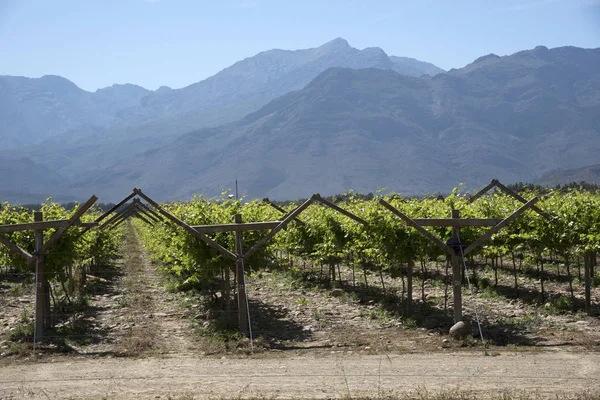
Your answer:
[12,202,116,212]
[507,181,600,194]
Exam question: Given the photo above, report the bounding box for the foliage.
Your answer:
[0,200,123,288]
[135,189,600,312]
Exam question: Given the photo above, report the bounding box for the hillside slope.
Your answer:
[74,46,600,201]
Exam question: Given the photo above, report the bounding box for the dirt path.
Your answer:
[66,222,197,356]
[1,351,599,399]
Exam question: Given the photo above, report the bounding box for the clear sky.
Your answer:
[1,0,599,91]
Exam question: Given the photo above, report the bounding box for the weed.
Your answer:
[8,322,34,342]
[116,294,132,308]
[296,297,309,306]
[8,284,23,297]
[19,308,31,324]
[480,286,502,300]
[545,295,573,314]
[505,313,544,331]
[402,317,417,330]
[479,277,491,290]
[69,294,91,312]
[339,291,360,304]
[7,341,31,357]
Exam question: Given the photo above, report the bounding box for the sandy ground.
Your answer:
[1,351,600,399]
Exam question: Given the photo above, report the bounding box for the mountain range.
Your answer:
[1,39,599,203]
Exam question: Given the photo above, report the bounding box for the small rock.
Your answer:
[449,321,471,340]
[442,338,450,343]
[330,289,344,297]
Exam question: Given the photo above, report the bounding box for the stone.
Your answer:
[449,321,471,340]
[330,289,344,297]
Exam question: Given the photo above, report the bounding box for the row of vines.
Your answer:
[0,202,123,310]
[137,189,600,313]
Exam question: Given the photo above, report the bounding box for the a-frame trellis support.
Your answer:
[472,179,596,312]
[189,193,370,335]
[0,195,99,342]
[379,179,547,323]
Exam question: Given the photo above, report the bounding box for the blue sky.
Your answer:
[1,0,599,91]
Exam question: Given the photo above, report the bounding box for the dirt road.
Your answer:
[1,351,599,399]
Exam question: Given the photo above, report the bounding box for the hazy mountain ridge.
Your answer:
[536,164,600,186]
[0,38,445,193]
[2,43,600,203]
[71,45,600,201]
[104,38,445,138]
[0,38,443,151]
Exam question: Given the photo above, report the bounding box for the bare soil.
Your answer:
[1,224,600,399]
[2,352,600,399]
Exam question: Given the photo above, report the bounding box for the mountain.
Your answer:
[389,55,445,77]
[90,38,445,140]
[0,38,445,186]
[0,75,150,149]
[536,164,600,186]
[0,156,77,203]
[93,83,150,116]
[3,44,600,203]
[0,38,443,150]
[70,45,600,201]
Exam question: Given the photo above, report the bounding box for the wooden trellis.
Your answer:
[379,179,549,322]
[0,179,569,342]
[0,196,99,341]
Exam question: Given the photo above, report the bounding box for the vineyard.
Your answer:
[0,199,123,351]
[132,183,600,349]
[1,183,599,357]
[1,183,600,398]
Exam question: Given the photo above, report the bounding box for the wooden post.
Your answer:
[406,259,413,315]
[585,251,592,314]
[34,212,45,342]
[235,214,248,335]
[451,209,462,323]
